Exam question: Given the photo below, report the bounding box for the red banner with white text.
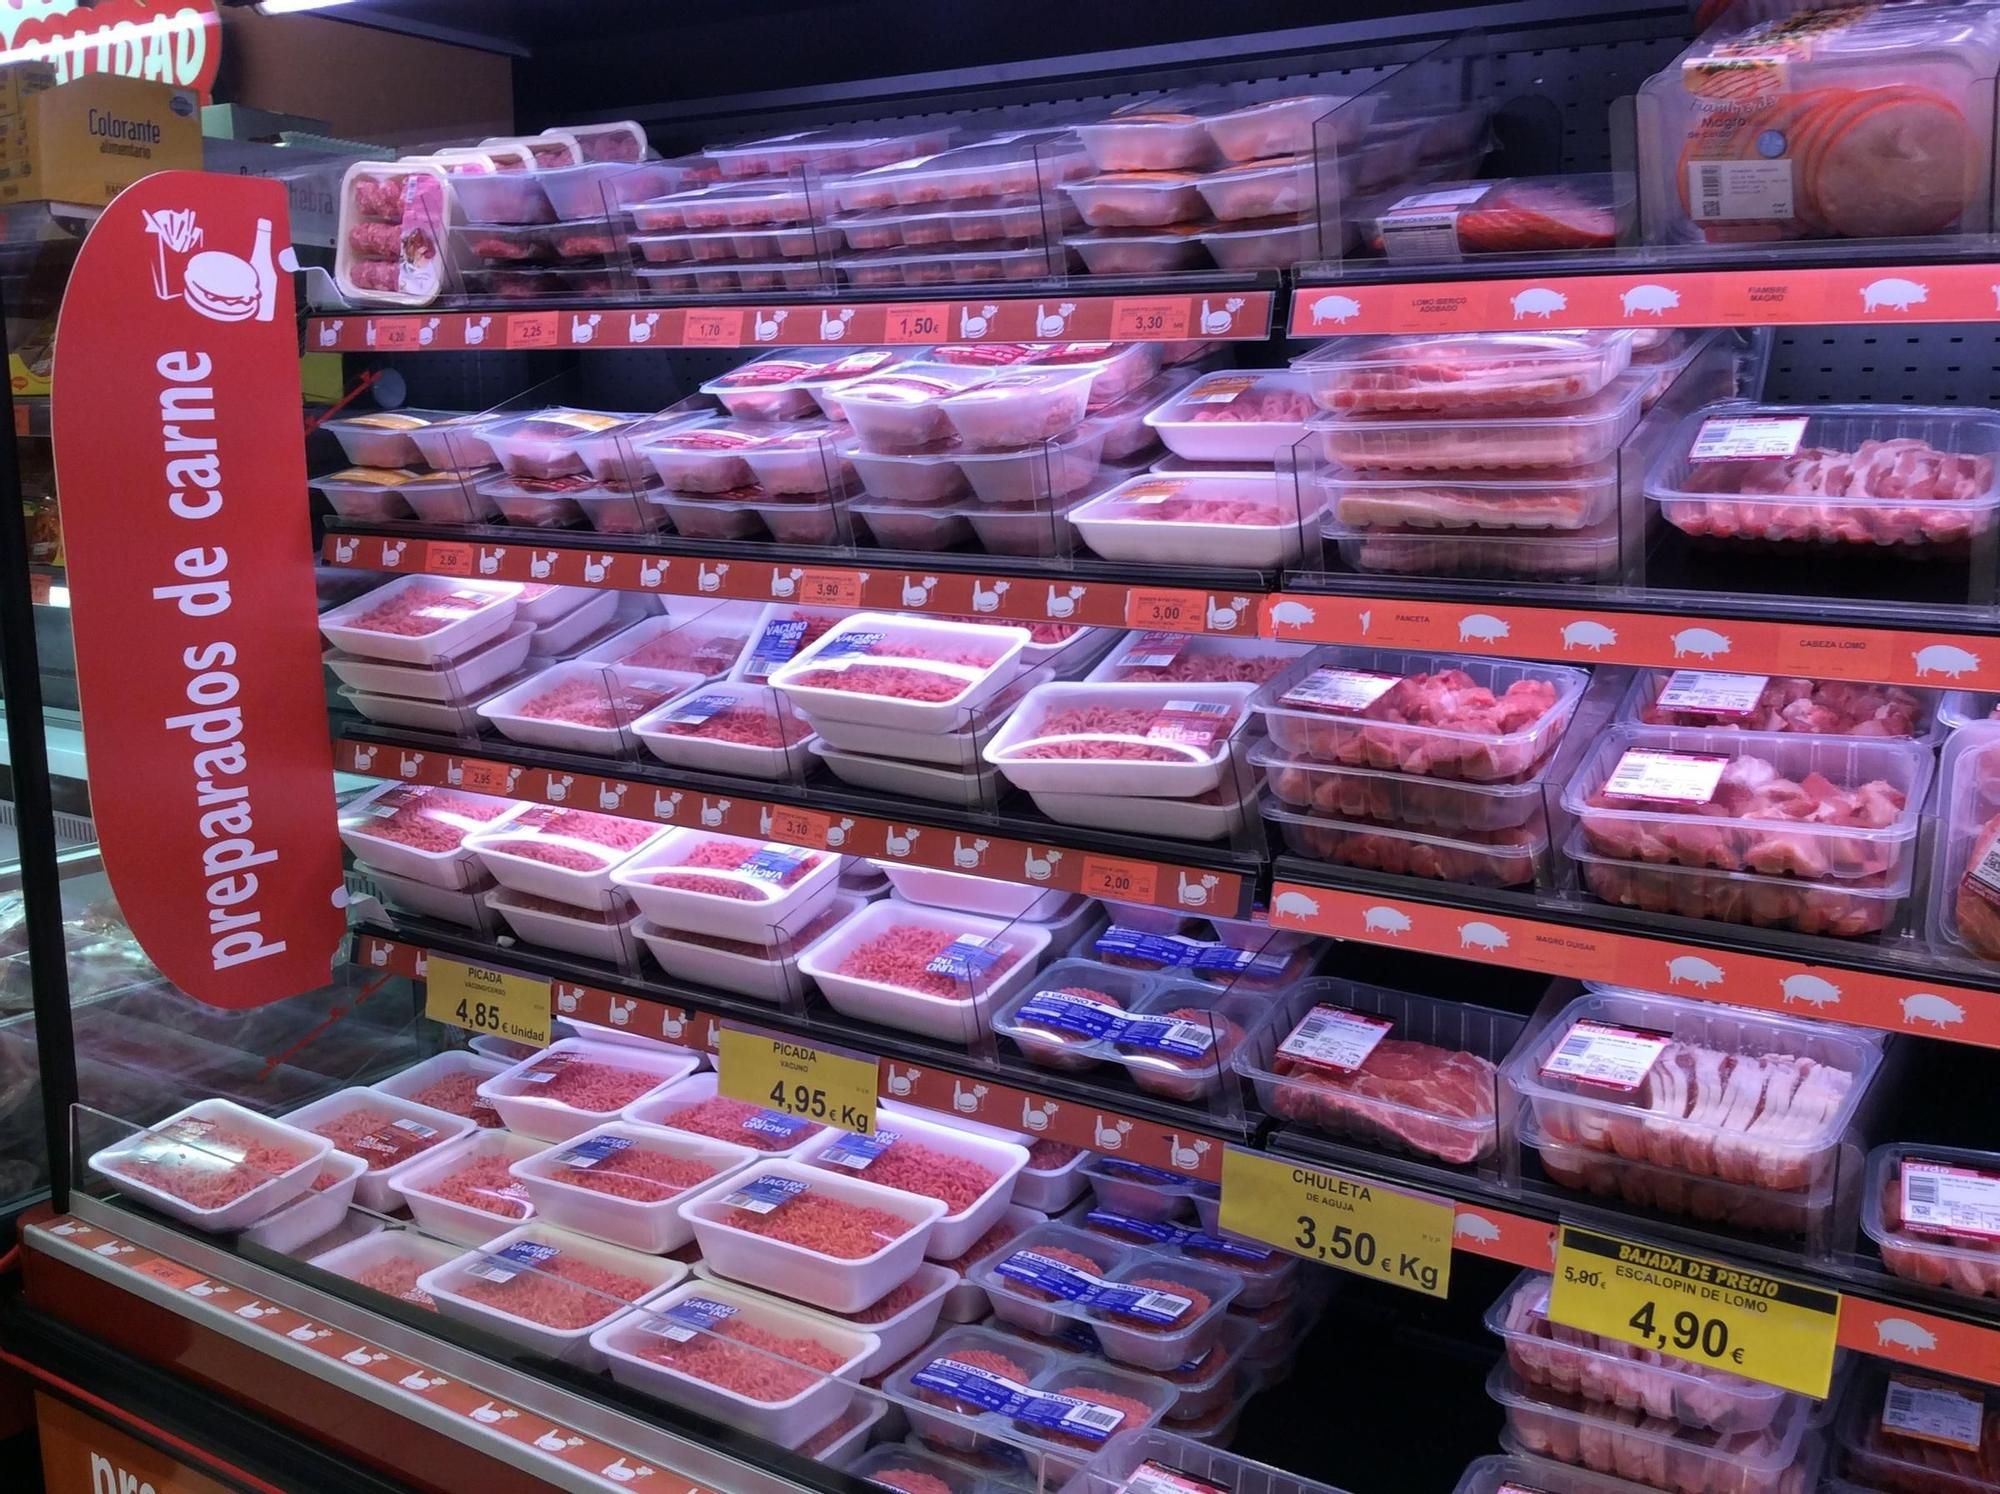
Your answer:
[52,170,345,1008]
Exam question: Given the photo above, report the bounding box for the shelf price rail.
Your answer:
[318,530,2000,690]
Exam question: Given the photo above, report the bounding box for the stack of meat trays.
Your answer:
[1233,977,1524,1182]
[1483,1269,1830,1493]
[1929,720,2000,966]
[1645,402,2000,558]
[1299,330,1646,582]
[320,576,540,736]
[1830,1359,1999,1492]
[1250,647,1591,888]
[311,407,502,524]
[1503,988,1884,1249]
[1561,723,1933,938]
[338,783,528,932]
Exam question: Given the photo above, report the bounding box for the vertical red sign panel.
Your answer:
[53,171,345,1008]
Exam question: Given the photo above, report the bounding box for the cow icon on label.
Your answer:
[1875,1317,1937,1353]
[1620,284,1680,317]
[1309,293,1361,327]
[1511,287,1567,320]
[1667,955,1725,989]
[145,207,283,324]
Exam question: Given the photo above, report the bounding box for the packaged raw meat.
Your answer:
[1313,374,1648,471]
[770,613,1032,735]
[319,577,523,666]
[89,1099,330,1233]
[309,1231,461,1312]
[1321,514,1620,581]
[1254,649,1588,783]
[1834,1360,2000,1493]
[1254,737,1557,838]
[1192,157,1319,222]
[1620,670,1939,740]
[1061,172,1209,229]
[1564,725,1930,882]
[479,1039,702,1143]
[1925,724,2000,955]
[992,960,1152,1073]
[337,785,525,890]
[1067,224,1213,274]
[1087,633,1304,687]
[1295,331,1636,416]
[611,830,841,943]
[804,1109,1029,1262]
[831,365,993,452]
[406,412,508,472]
[1235,979,1520,1167]
[1488,1272,1801,1435]
[709,125,951,179]
[465,803,670,910]
[800,899,1051,1044]
[1505,988,1882,1198]
[1143,371,1314,464]
[1571,830,1906,936]
[510,1122,755,1255]
[984,681,1256,800]
[1356,174,1629,258]
[283,1087,476,1214]
[1862,1143,2000,1300]
[675,1157,947,1314]
[419,1223,685,1367]
[389,1129,544,1245]
[704,351,911,422]
[1199,214,1328,269]
[320,409,465,469]
[1490,1364,1818,1494]
[1636,4,2000,244]
[1069,470,1328,569]
[834,136,1091,212]
[1647,403,2000,550]
[1202,93,1374,163]
[631,680,816,781]
[483,409,643,480]
[1321,459,1619,531]
[1077,97,1226,173]
[337,160,451,305]
[974,1221,1240,1371]
[1264,799,1548,887]
[627,1075,838,1157]
[938,370,1095,451]
[477,660,693,756]
[737,425,858,497]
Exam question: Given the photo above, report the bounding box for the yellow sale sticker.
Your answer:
[717,1026,878,1135]
[1218,1147,1452,1297]
[425,958,551,1049]
[1548,1225,1840,1399]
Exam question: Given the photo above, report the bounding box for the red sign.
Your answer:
[4,1,223,99]
[37,1394,232,1494]
[54,172,345,1008]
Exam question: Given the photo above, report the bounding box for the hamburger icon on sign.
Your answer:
[144,208,282,324]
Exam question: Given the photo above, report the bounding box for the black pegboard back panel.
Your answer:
[1765,329,2000,406]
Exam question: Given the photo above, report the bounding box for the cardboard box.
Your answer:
[0,73,201,208]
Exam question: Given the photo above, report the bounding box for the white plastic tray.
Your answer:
[487,887,640,965]
[240,1151,368,1255]
[610,828,843,943]
[802,1107,1029,1261]
[319,577,524,666]
[478,1037,705,1143]
[89,1099,330,1234]
[985,681,1255,798]
[283,1086,478,1213]
[323,619,534,703]
[510,1120,758,1254]
[387,1129,545,1246]
[771,613,1032,735]
[633,680,818,781]
[797,898,1050,1043]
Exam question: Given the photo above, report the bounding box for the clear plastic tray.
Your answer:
[1068,470,1327,569]
[1618,670,1941,741]
[1253,738,1551,834]
[1192,160,1316,223]
[1087,634,1303,687]
[1077,99,1223,173]
[318,577,522,667]
[1253,648,1589,783]
[1490,1364,1812,1494]
[1312,373,1648,472]
[972,1221,1241,1372]
[993,969,1262,1100]
[1067,226,1212,274]
[1834,1361,1999,1494]
[832,364,993,452]
[322,409,465,469]
[479,1038,703,1144]
[703,350,909,422]
[483,408,642,480]
[1146,372,1315,464]
[387,1128,544,1246]
[1505,987,1883,1195]
[1942,692,2000,730]
[1061,1206,1295,1314]
[1083,1156,1218,1225]
[1861,1142,2000,1301]
[1646,403,2000,551]
[1488,1271,1797,1435]
[337,784,527,890]
[1234,977,1519,1167]
[1320,459,1619,533]
[1563,725,1932,882]
[1356,174,1626,258]
[1929,722,2000,963]
[1061,172,1208,229]
[949,492,1088,557]
[939,370,1096,452]
[1203,93,1372,162]
[1263,795,1547,888]
[1296,331,1635,416]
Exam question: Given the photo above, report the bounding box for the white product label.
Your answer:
[1182,375,1259,406]
[1688,415,1808,461]
[1686,158,1794,223]
[1280,667,1401,714]
[1539,1019,1671,1091]
[1120,631,1189,669]
[1602,748,1729,806]
[1900,1160,2000,1243]
[1275,1004,1394,1073]
[1968,839,2000,901]
[1122,1463,1233,1494]
[1883,1378,1985,1452]
[1378,186,1488,262]
[1654,671,1770,717]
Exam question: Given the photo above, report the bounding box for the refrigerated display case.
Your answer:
[10,2,2000,1492]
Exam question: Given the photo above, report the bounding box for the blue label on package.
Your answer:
[722,1175,810,1214]
[818,1128,898,1170]
[817,629,884,659]
[469,1239,560,1282]
[909,1359,1129,1442]
[739,1110,813,1140]
[655,1297,738,1341]
[1098,1158,1184,1185]
[663,692,733,726]
[745,619,810,678]
[926,934,1003,981]
[1015,990,1128,1042]
[1114,1012,1218,1059]
[557,1135,634,1169]
[994,1249,1193,1325]
[1093,927,1286,981]
[744,845,811,883]
[1084,1209,1275,1262]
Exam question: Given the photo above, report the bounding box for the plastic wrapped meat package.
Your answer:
[832,364,994,453]
[1355,174,1630,259]
[1620,670,1939,739]
[1927,722,2000,964]
[768,613,1032,736]
[1076,95,1226,172]
[1234,979,1520,1169]
[1861,1142,2000,1300]
[1296,331,1636,416]
[338,160,450,305]
[1145,372,1314,464]
[1833,1360,2000,1493]
[1061,171,1209,229]
[994,969,1263,1100]
[1646,403,2000,552]
[703,349,912,422]
[1636,4,2000,243]
[1069,470,1327,569]
[984,681,1255,797]
[1253,649,1588,784]
[1504,988,1882,1237]
[1564,725,1930,937]
[1315,374,1648,474]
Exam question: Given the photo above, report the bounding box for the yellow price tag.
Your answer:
[716,1027,878,1134]
[1218,1147,1452,1297]
[1548,1225,1840,1399]
[425,958,551,1049]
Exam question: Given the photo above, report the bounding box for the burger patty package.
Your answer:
[338,159,456,306]
[1635,1,2000,245]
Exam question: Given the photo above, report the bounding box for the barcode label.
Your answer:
[1060,1403,1125,1434]
[1539,1020,1671,1091]
[1688,415,1808,461]
[1280,667,1401,714]
[1883,1377,1984,1452]
[1684,159,1794,223]
[1654,671,1770,717]
[1119,631,1189,670]
[1121,1461,1232,1494]
[1275,1004,1393,1073]
[1602,748,1729,806]
[1900,1160,2000,1243]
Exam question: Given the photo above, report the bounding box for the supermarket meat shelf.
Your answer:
[304,273,1279,353]
[1269,857,2000,1048]
[333,726,1261,917]
[319,523,1277,637]
[1266,1127,2000,1389]
[348,923,1255,1181]
[1287,245,2000,335]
